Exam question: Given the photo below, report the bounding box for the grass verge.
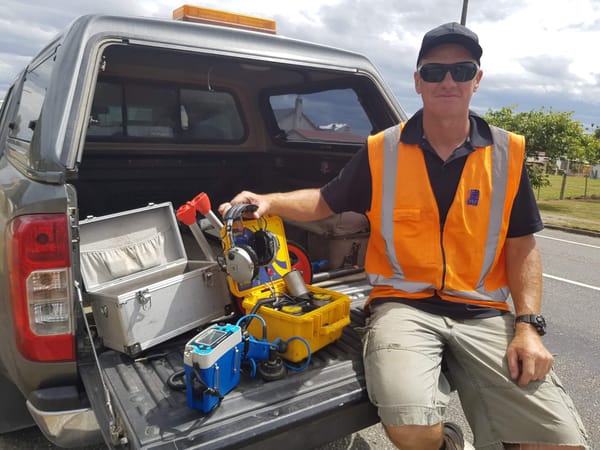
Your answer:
[537,199,600,233]
[533,174,600,233]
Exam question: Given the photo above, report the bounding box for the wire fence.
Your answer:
[536,175,600,200]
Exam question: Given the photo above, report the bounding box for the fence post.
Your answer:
[559,159,570,200]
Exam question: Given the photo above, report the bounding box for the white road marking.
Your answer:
[543,273,600,291]
[536,234,600,249]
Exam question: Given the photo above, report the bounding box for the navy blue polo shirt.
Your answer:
[320,109,544,319]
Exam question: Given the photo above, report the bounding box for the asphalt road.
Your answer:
[1,228,598,450]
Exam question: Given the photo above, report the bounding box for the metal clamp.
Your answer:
[203,270,215,287]
[136,289,152,310]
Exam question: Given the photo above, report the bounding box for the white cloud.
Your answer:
[474,0,600,112]
[0,0,598,126]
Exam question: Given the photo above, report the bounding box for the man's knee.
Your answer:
[383,423,444,450]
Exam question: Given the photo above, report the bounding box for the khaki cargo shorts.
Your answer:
[362,302,589,450]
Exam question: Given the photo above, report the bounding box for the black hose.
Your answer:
[167,369,186,391]
[312,267,364,283]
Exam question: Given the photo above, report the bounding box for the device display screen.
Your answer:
[194,328,229,347]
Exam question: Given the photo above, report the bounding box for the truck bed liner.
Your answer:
[80,278,377,450]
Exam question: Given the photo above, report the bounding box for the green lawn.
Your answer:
[534,174,600,200]
[534,175,600,233]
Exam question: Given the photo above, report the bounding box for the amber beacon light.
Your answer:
[172,5,277,34]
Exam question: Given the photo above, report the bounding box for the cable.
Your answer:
[241,357,257,378]
[167,369,186,391]
[282,336,312,372]
[236,313,267,338]
[246,298,274,320]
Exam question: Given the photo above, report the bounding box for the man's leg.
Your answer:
[506,445,584,450]
[383,422,472,450]
[384,423,443,450]
[445,315,589,449]
[362,303,456,449]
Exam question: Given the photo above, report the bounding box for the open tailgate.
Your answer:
[79,278,378,450]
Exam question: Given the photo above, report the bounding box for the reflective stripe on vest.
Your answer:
[366,123,521,304]
[368,124,435,293]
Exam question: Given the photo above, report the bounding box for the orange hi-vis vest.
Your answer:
[365,123,525,310]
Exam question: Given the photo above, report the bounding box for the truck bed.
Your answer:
[80,276,378,450]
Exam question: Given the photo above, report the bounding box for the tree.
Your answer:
[582,132,600,165]
[592,127,600,162]
[484,106,597,188]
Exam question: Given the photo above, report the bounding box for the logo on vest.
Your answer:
[467,189,480,206]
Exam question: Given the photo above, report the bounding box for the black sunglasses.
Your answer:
[418,61,479,83]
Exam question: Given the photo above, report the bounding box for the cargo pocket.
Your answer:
[548,371,590,444]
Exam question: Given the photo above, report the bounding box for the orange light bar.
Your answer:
[173,5,277,34]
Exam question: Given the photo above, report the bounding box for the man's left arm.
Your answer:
[505,234,554,387]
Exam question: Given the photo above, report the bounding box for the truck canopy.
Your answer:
[6,14,404,181]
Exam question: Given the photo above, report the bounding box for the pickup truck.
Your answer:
[0,8,406,449]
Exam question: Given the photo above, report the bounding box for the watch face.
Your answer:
[534,315,546,335]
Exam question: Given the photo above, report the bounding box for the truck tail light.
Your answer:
[7,214,75,362]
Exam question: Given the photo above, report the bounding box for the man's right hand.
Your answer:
[506,325,554,387]
[218,188,332,223]
[218,190,270,219]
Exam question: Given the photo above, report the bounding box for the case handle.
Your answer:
[316,316,350,336]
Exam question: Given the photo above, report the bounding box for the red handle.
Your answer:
[176,202,197,225]
[192,192,211,215]
[190,192,224,230]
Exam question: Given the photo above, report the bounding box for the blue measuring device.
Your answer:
[183,324,244,413]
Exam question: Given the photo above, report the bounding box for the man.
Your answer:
[219,23,589,450]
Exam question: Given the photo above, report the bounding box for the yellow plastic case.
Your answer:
[223,215,351,362]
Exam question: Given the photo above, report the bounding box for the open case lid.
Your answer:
[222,214,291,297]
[79,202,187,292]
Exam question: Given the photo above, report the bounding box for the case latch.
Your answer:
[203,270,215,287]
[136,289,152,310]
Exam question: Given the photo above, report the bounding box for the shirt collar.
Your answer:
[400,109,492,148]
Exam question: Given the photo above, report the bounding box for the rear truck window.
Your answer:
[269,89,370,144]
[87,80,245,142]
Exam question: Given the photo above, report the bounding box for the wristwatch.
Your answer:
[515,314,547,336]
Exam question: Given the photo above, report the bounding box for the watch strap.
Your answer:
[515,314,546,336]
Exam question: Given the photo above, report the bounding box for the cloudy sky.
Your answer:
[1,0,599,128]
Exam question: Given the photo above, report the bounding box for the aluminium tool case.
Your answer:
[79,202,232,356]
[224,214,351,362]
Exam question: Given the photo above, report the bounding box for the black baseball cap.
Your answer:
[417,22,483,65]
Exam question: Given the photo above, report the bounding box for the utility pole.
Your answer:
[461,0,469,25]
